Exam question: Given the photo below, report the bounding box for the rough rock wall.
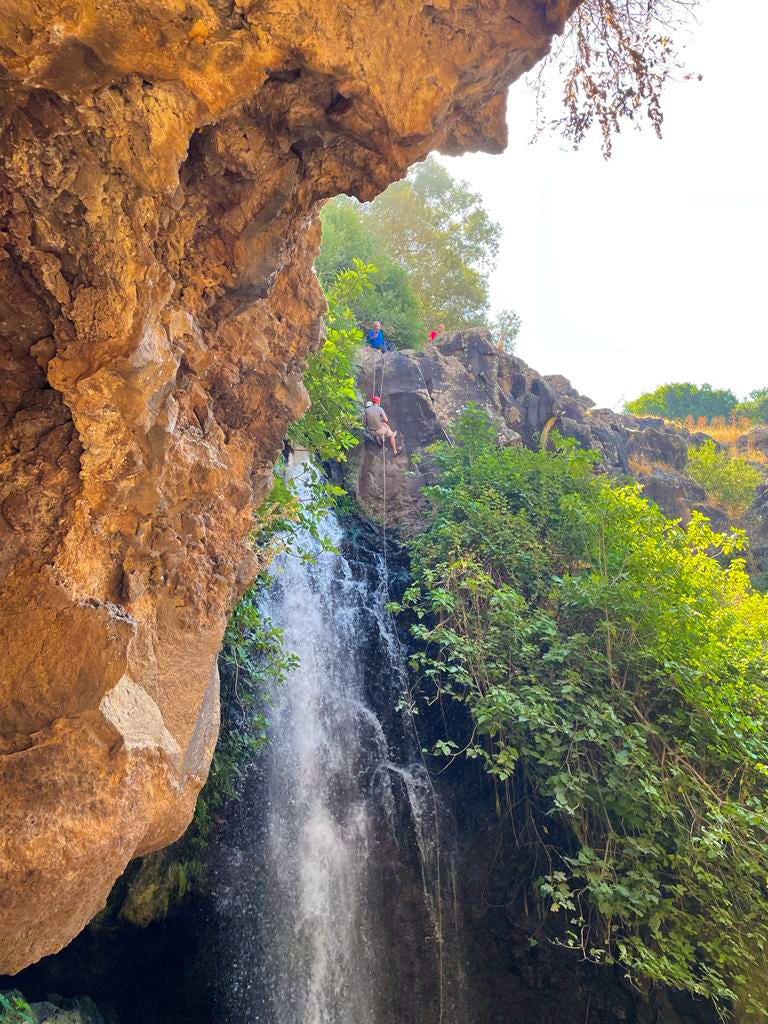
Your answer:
[353,331,723,532]
[0,0,580,972]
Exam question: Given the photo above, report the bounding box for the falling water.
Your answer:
[210,462,470,1024]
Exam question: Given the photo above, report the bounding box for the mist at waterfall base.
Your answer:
[208,475,468,1024]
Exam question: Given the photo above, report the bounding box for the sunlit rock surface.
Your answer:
[0,0,580,974]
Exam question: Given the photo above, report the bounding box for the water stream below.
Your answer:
[210,487,468,1024]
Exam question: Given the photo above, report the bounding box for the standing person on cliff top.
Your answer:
[364,396,402,456]
[367,321,396,352]
[428,323,446,343]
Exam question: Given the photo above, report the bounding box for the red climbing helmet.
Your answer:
[372,395,381,405]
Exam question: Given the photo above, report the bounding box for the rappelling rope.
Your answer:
[413,355,454,448]
[371,349,385,399]
[376,354,446,1024]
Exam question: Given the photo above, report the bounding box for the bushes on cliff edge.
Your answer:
[626,382,738,421]
[394,406,768,1018]
[687,439,762,518]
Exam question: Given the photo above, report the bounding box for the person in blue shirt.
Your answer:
[367,321,396,352]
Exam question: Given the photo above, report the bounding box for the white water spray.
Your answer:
[214,464,469,1024]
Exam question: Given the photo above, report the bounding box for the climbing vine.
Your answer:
[394,406,768,1018]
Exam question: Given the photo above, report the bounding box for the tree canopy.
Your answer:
[625,382,738,421]
[734,389,768,425]
[316,198,426,349]
[360,156,500,330]
[317,157,517,349]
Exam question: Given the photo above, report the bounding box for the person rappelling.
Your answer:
[364,396,403,456]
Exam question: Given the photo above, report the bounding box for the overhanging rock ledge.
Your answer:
[0,0,578,971]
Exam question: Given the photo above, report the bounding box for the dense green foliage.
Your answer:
[288,262,368,460]
[317,199,425,349]
[318,158,518,347]
[687,440,762,519]
[395,407,768,1017]
[734,389,768,425]
[0,993,35,1024]
[361,156,500,330]
[626,382,738,421]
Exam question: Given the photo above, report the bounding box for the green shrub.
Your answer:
[625,382,737,420]
[0,993,36,1024]
[687,439,762,517]
[394,406,768,1018]
[733,389,768,425]
[317,198,426,349]
[289,261,370,462]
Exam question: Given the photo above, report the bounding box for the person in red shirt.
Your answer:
[428,323,446,343]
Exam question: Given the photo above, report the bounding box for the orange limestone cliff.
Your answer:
[0,0,578,971]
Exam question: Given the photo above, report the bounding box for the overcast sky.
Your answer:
[440,0,765,410]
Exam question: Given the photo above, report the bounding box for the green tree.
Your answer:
[626,382,737,421]
[490,308,521,355]
[361,156,501,330]
[317,197,425,348]
[734,388,768,425]
[395,406,768,1018]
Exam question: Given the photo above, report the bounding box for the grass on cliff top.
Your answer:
[678,415,756,445]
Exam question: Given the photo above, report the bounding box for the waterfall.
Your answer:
[210,466,469,1024]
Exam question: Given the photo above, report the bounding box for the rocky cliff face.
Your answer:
[353,331,726,531]
[0,0,580,972]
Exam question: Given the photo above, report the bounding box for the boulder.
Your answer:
[737,427,768,456]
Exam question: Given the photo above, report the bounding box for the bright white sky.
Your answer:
[441,0,766,410]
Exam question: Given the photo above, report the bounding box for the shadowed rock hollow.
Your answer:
[0,0,581,974]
